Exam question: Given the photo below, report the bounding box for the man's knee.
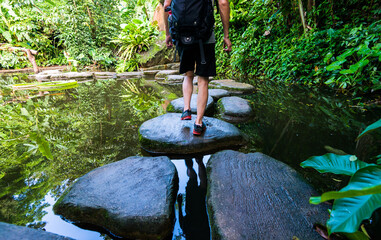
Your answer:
[185,71,194,78]
[198,76,209,87]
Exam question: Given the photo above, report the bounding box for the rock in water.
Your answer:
[0,222,74,240]
[167,94,214,116]
[208,89,230,100]
[207,150,329,240]
[209,79,255,94]
[217,96,254,123]
[139,113,245,156]
[53,156,178,240]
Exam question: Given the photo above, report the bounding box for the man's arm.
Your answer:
[163,0,173,48]
[218,0,232,52]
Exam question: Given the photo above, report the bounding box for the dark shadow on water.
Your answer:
[177,157,210,240]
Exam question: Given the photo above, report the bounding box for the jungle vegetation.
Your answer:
[0,0,379,94]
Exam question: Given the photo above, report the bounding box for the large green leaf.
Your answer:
[357,119,381,140]
[301,153,375,176]
[29,133,53,160]
[337,48,356,61]
[326,60,346,71]
[310,183,381,204]
[327,166,381,234]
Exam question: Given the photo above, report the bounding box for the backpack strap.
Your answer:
[199,39,206,65]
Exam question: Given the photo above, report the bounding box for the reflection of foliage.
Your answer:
[0,78,165,227]
[301,120,381,239]
[238,80,380,192]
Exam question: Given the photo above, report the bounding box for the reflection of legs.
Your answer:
[183,71,194,112]
[195,156,207,189]
[195,76,209,126]
[185,158,196,179]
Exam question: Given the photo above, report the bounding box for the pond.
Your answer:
[0,73,380,239]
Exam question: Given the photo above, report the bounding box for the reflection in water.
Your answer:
[178,157,210,240]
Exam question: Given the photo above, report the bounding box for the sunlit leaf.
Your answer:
[301,153,375,176]
[2,31,12,43]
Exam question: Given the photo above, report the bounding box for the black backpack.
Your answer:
[168,0,215,64]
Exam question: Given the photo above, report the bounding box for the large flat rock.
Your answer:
[167,94,214,116]
[139,113,245,156]
[53,156,178,240]
[207,150,329,240]
[0,222,74,240]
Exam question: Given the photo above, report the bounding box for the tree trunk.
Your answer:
[307,0,312,11]
[297,0,307,33]
[0,45,39,73]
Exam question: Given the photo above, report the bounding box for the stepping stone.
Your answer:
[139,113,245,156]
[208,89,230,100]
[166,75,184,84]
[217,96,254,123]
[117,71,144,79]
[142,64,167,71]
[166,62,180,70]
[207,150,329,240]
[0,222,74,240]
[167,94,214,116]
[50,72,93,81]
[209,79,255,94]
[53,156,178,240]
[143,70,161,77]
[155,70,179,80]
[93,72,117,79]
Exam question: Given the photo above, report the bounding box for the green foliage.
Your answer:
[301,119,381,238]
[114,17,159,72]
[215,0,381,94]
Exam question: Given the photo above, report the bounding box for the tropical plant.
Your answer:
[113,17,159,72]
[301,119,381,239]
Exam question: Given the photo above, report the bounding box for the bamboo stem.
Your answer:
[297,0,307,33]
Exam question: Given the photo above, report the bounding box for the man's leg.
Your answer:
[183,71,194,111]
[195,76,209,126]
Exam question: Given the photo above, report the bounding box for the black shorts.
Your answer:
[178,43,216,77]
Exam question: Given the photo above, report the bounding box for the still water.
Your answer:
[0,74,380,239]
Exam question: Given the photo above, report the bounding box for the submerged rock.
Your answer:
[0,222,74,240]
[167,94,214,116]
[209,79,255,94]
[139,113,245,156]
[53,156,178,240]
[207,150,329,240]
[217,96,254,123]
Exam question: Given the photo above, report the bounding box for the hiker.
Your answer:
[163,0,232,136]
